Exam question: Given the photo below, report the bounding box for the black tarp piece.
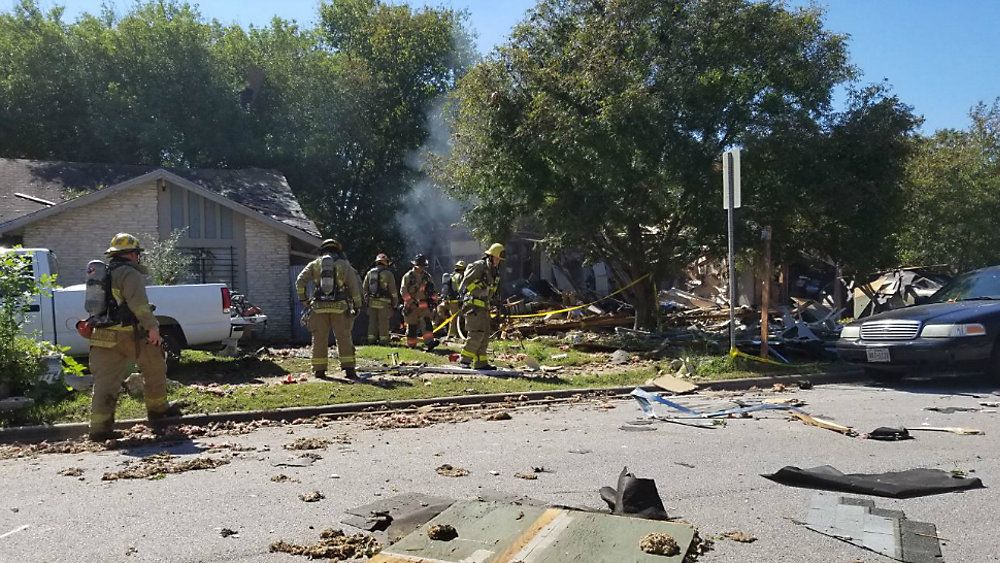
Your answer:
[867,427,913,441]
[803,493,943,563]
[600,467,669,520]
[764,465,984,498]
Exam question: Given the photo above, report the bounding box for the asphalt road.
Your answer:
[1,376,998,563]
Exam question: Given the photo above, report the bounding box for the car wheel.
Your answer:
[160,327,183,374]
[985,342,1000,382]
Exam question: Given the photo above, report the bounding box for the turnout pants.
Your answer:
[367,301,392,344]
[310,311,355,371]
[88,328,168,435]
[404,302,434,348]
[460,306,491,368]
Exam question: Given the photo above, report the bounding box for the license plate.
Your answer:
[866,347,891,363]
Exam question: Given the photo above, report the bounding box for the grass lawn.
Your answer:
[1,339,842,428]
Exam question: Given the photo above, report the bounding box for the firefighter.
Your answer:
[400,254,438,350]
[437,260,466,340]
[86,233,180,441]
[458,243,504,370]
[296,238,363,379]
[363,253,398,345]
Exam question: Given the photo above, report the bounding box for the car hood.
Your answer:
[855,301,1000,325]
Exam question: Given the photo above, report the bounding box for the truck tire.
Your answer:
[160,327,183,374]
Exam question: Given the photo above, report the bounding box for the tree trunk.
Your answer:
[632,276,657,330]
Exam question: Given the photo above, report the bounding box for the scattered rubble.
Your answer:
[436,464,469,478]
[270,529,380,560]
[485,410,512,421]
[426,524,458,541]
[284,437,331,451]
[271,474,299,483]
[299,452,323,462]
[684,530,715,563]
[299,491,325,503]
[219,528,239,538]
[639,533,680,556]
[58,467,84,477]
[514,472,538,480]
[101,453,229,481]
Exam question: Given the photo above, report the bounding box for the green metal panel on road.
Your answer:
[373,500,694,563]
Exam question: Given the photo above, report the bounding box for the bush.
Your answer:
[144,229,194,285]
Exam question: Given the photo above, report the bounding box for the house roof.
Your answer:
[0,158,321,239]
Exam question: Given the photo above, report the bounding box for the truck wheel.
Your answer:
[160,328,183,374]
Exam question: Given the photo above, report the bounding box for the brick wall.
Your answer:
[23,182,160,286]
[244,217,292,338]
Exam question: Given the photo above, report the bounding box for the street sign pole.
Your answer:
[723,149,741,354]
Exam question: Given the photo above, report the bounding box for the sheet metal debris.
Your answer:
[802,493,943,563]
[372,501,697,563]
[764,465,984,498]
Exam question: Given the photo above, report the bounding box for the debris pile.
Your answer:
[58,467,84,477]
[102,453,229,481]
[270,529,380,560]
[299,491,325,502]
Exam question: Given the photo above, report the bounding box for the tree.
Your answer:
[0,0,475,266]
[436,0,859,328]
[900,101,1000,271]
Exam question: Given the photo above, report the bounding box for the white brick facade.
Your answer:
[245,217,292,337]
[23,182,160,286]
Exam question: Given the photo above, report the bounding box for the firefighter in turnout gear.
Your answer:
[400,254,439,350]
[437,260,466,340]
[459,243,504,369]
[363,253,398,344]
[86,233,180,441]
[296,239,363,379]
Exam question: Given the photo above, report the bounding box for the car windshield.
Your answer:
[930,269,1000,303]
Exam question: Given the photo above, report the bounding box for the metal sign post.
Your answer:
[722,149,741,353]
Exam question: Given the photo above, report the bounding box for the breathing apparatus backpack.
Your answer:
[367,266,387,298]
[314,254,342,301]
[82,260,138,328]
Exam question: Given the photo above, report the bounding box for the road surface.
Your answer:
[1,376,998,562]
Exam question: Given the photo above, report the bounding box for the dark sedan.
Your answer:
[837,266,1000,377]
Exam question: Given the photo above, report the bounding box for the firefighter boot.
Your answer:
[344,366,359,380]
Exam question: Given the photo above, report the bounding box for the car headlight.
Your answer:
[921,323,987,338]
[840,326,861,339]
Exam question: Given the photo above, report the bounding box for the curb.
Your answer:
[0,369,864,445]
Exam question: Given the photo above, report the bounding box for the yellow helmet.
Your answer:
[454,260,467,271]
[320,238,342,252]
[485,243,505,261]
[105,233,143,255]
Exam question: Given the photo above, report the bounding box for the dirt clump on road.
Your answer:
[720,530,757,543]
[284,437,331,451]
[427,524,458,541]
[101,453,229,481]
[271,474,299,483]
[58,467,84,477]
[270,528,380,560]
[514,472,538,480]
[640,533,680,556]
[485,410,512,421]
[299,490,325,502]
[436,464,469,477]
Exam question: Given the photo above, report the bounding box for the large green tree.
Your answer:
[900,101,1000,271]
[437,0,870,327]
[0,0,473,265]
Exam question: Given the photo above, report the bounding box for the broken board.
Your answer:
[651,374,698,394]
[371,500,695,563]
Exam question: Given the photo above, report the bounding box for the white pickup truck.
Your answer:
[8,248,258,369]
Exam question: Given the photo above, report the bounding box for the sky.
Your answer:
[34,0,1000,133]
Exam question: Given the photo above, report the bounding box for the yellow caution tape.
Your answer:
[729,347,791,367]
[430,272,652,334]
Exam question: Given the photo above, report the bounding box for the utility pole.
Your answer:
[760,226,772,359]
[723,149,741,354]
